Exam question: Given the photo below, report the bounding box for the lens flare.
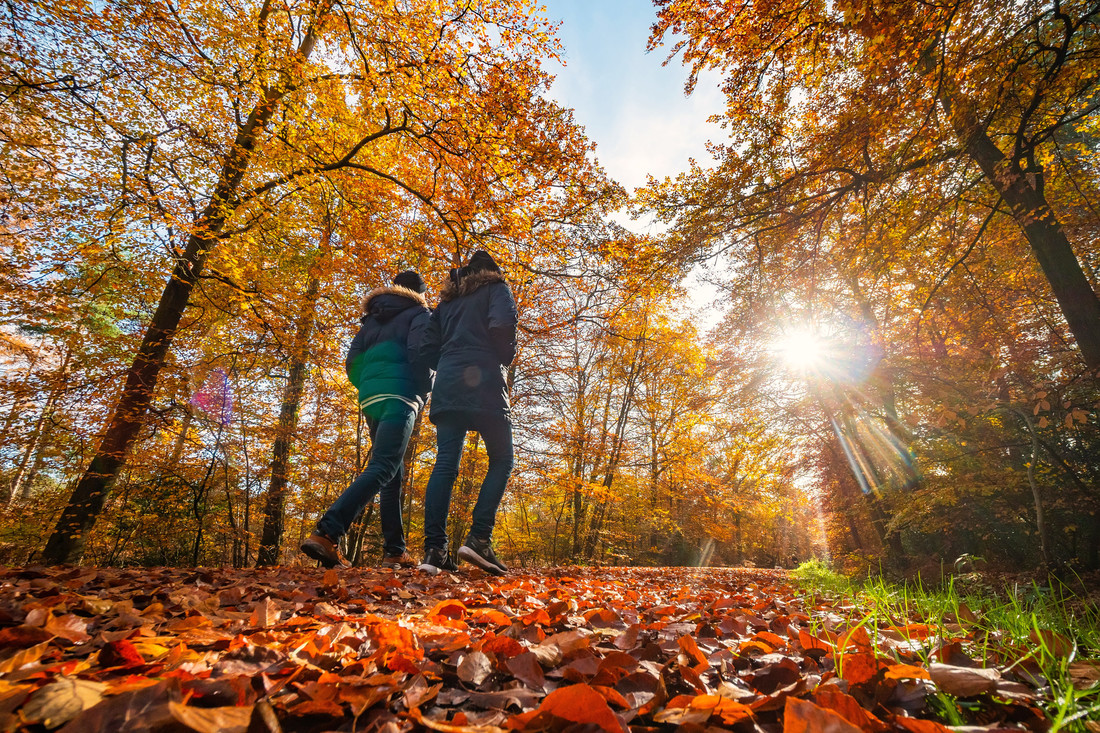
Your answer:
[773,328,828,374]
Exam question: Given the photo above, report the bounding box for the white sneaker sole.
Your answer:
[418,562,442,575]
[457,545,505,575]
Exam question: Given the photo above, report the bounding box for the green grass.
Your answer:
[792,560,1100,731]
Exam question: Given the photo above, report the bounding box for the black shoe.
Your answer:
[458,536,507,576]
[418,547,457,575]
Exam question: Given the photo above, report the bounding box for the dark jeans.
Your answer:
[317,400,416,556]
[423,411,514,550]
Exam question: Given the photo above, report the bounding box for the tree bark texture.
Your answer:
[948,98,1100,370]
[256,276,320,566]
[40,86,288,564]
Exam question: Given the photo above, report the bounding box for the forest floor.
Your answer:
[0,564,1094,732]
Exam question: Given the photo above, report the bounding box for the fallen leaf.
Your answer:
[44,614,91,644]
[885,664,930,680]
[1068,660,1100,691]
[814,688,888,732]
[783,696,863,733]
[22,677,106,728]
[506,651,546,691]
[929,663,999,697]
[837,653,879,685]
[429,600,469,620]
[458,651,493,687]
[533,683,624,733]
[249,597,279,628]
[0,640,52,674]
[168,701,252,733]
[1030,628,1074,658]
[895,717,953,732]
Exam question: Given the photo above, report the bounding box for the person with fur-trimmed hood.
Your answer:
[301,270,432,569]
[417,250,518,576]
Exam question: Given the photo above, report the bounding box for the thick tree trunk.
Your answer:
[38,8,328,565]
[947,98,1100,369]
[39,91,289,565]
[256,276,320,566]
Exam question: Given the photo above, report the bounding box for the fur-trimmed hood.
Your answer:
[440,270,506,302]
[361,285,428,318]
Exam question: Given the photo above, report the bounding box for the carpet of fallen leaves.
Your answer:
[0,564,1088,732]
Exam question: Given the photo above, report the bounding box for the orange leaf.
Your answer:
[520,609,551,626]
[888,624,933,640]
[814,688,888,732]
[536,683,625,733]
[482,635,525,659]
[739,639,774,655]
[798,629,832,652]
[783,696,863,733]
[885,664,930,680]
[836,626,872,652]
[469,608,512,627]
[690,693,754,724]
[753,630,786,649]
[837,653,879,685]
[895,718,953,732]
[677,635,709,669]
[428,600,468,620]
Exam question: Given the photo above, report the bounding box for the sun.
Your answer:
[773,327,828,374]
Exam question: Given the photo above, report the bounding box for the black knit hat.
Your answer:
[392,270,426,293]
[466,250,502,274]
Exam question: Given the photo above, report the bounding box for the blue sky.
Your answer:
[541,1,724,193]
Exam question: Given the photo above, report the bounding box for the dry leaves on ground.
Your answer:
[0,565,1075,731]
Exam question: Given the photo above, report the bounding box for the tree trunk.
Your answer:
[39,98,293,565]
[946,96,1100,370]
[9,379,62,503]
[38,11,328,565]
[256,276,321,566]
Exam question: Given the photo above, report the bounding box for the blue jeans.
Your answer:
[317,400,416,556]
[423,412,514,550]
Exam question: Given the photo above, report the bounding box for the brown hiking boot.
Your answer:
[381,551,416,569]
[300,533,350,569]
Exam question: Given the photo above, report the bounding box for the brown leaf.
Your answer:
[44,614,91,644]
[929,663,999,697]
[403,675,442,710]
[458,650,493,687]
[1030,628,1074,658]
[249,597,279,628]
[0,625,54,650]
[506,651,546,692]
[466,687,542,711]
[1068,660,1100,691]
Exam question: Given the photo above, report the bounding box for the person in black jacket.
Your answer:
[417,250,518,576]
[301,270,432,569]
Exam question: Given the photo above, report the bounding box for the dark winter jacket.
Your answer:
[345,285,432,412]
[419,270,518,420]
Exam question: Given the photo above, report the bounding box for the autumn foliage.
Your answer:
[0,0,1099,608]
